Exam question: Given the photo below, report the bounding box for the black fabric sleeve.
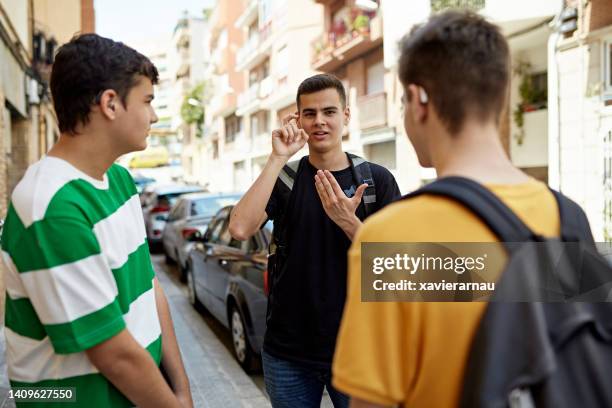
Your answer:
[369,163,402,212]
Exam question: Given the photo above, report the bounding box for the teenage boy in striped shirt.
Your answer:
[1,34,192,407]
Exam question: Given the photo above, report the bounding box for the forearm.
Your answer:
[154,279,191,396]
[229,154,287,239]
[86,330,181,408]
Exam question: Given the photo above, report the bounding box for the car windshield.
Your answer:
[192,195,241,217]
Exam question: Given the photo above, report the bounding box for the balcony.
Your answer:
[357,92,387,130]
[237,77,272,116]
[236,0,259,29]
[236,21,273,72]
[312,10,383,72]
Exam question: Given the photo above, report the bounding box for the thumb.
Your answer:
[353,183,368,204]
[299,129,309,142]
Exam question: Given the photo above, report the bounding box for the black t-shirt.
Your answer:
[264,157,401,367]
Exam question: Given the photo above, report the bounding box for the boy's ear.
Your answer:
[99,89,119,120]
[344,106,351,125]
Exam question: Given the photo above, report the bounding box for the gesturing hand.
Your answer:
[314,169,367,238]
[271,113,309,159]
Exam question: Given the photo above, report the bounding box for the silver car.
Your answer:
[161,192,241,279]
[142,184,205,248]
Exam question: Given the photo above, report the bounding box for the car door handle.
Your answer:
[219,259,228,266]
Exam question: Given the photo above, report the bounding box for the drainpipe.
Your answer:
[547,0,565,191]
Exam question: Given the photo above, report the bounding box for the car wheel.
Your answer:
[230,304,256,373]
[186,266,198,306]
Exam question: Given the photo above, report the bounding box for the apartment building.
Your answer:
[0,0,95,218]
[550,0,612,240]
[197,0,247,192]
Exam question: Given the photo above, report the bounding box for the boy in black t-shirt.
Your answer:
[229,74,400,408]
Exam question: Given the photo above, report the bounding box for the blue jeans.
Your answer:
[262,350,350,408]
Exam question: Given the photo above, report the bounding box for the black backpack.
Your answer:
[405,176,612,408]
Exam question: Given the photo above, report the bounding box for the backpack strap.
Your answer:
[270,156,308,256]
[404,176,537,244]
[549,189,595,245]
[347,152,377,217]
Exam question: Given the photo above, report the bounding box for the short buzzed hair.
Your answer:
[398,11,510,134]
[296,74,347,109]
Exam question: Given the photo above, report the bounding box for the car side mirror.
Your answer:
[187,230,205,242]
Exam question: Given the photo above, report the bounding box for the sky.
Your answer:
[94,0,216,47]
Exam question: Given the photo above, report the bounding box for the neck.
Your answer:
[430,120,529,185]
[47,131,117,181]
[307,147,349,171]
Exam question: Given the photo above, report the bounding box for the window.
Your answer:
[250,110,269,138]
[225,114,242,143]
[276,45,289,79]
[364,140,396,170]
[207,218,225,244]
[605,40,612,98]
[367,60,385,95]
[191,195,241,217]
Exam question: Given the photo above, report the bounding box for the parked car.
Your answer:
[129,146,169,168]
[162,192,242,280]
[186,206,272,372]
[142,184,205,248]
[132,175,156,194]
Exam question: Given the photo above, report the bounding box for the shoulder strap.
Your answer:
[347,153,377,217]
[550,189,595,245]
[404,176,537,243]
[271,156,308,255]
[278,158,302,191]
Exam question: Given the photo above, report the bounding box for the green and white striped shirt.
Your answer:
[2,157,162,407]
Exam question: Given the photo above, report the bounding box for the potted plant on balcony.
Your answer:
[353,14,370,36]
[512,61,548,145]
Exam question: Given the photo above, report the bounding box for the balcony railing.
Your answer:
[311,8,383,70]
[357,92,387,130]
[237,77,272,108]
[430,0,485,13]
[236,33,260,67]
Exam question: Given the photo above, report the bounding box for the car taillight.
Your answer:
[263,269,269,297]
[182,227,199,239]
[153,229,162,236]
[151,206,169,214]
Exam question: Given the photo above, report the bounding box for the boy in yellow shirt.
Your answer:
[332,11,561,408]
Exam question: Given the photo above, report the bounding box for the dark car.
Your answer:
[161,192,242,280]
[186,206,271,372]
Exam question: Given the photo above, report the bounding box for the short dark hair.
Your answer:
[296,74,347,108]
[398,11,509,134]
[50,33,159,134]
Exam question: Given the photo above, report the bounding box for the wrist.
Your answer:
[269,153,289,166]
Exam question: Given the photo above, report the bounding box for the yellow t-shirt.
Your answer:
[332,179,561,408]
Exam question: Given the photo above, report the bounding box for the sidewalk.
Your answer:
[0,265,270,408]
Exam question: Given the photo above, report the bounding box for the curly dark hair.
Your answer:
[398,11,510,134]
[296,73,347,109]
[50,33,159,134]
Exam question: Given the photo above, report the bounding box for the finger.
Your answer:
[282,113,299,126]
[324,170,345,198]
[281,126,289,144]
[298,129,309,143]
[290,121,299,143]
[285,124,295,144]
[318,170,337,203]
[353,183,368,204]
[314,175,329,206]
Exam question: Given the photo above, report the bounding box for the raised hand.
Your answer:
[271,113,309,159]
[314,169,367,239]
